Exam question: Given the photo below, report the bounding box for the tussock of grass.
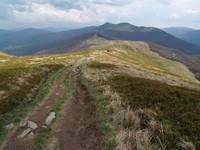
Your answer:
[101,85,165,149]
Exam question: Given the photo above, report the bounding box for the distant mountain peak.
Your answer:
[98,22,137,32]
[163,27,195,38]
[98,22,162,33]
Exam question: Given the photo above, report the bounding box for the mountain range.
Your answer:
[164,27,200,46]
[1,23,200,56]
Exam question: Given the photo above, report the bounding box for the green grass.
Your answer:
[0,65,64,145]
[0,64,63,114]
[107,74,200,149]
[32,73,74,150]
[49,79,74,113]
[32,127,52,150]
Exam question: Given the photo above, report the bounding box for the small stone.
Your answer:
[5,123,14,130]
[45,112,56,126]
[19,120,27,128]
[42,125,47,128]
[27,120,38,130]
[28,132,34,138]
[18,128,31,138]
[56,92,59,96]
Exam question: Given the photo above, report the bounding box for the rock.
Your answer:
[19,120,27,128]
[28,132,34,138]
[56,92,59,96]
[18,128,31,138]
[27,120,38,130]
[42,125,48,128]
[5,123,14,130]
[45,112,56,126]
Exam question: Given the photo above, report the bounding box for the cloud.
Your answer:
[0,0,200,28]
[0,4,11,20]
[93,0,132,6]
[11,2,102,27]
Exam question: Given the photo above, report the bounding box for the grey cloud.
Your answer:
[0,1,14,20]
[33,0,82,9]
[93,0,132,6]
[1,0,83,10]
[1,0,25,5]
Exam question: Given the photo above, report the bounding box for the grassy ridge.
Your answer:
[107,42,198,83]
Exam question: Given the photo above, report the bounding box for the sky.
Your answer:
[0,0,200,29]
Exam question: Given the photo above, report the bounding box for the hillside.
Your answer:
[1,23,200,55]
[163,27,200,46]
[0,30,11,39]
[163,27,195,38]
[149,43,200,80]
[181,30,200,46]
[0,40,200,150]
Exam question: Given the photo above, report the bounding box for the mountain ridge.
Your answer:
[163,27,200,46]
[0,23,200,55]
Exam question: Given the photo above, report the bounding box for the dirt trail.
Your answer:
[1,69,67,150]
[46,67,102,150]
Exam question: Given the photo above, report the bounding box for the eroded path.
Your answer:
[46,67,102,150]
[1,68,67,150]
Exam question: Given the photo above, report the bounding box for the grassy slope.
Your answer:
[81,61,200,149]
[81,37,200,91]
[108,75,200,148]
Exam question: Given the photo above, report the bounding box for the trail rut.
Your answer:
[46,68,102,150]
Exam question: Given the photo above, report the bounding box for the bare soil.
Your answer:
[46,68,102,150]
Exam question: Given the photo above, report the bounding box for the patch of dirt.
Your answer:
[1,69,67,150]
[46,68,102,150]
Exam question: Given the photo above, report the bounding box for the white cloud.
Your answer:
[0,0,200,28]
[10,2,103,28]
